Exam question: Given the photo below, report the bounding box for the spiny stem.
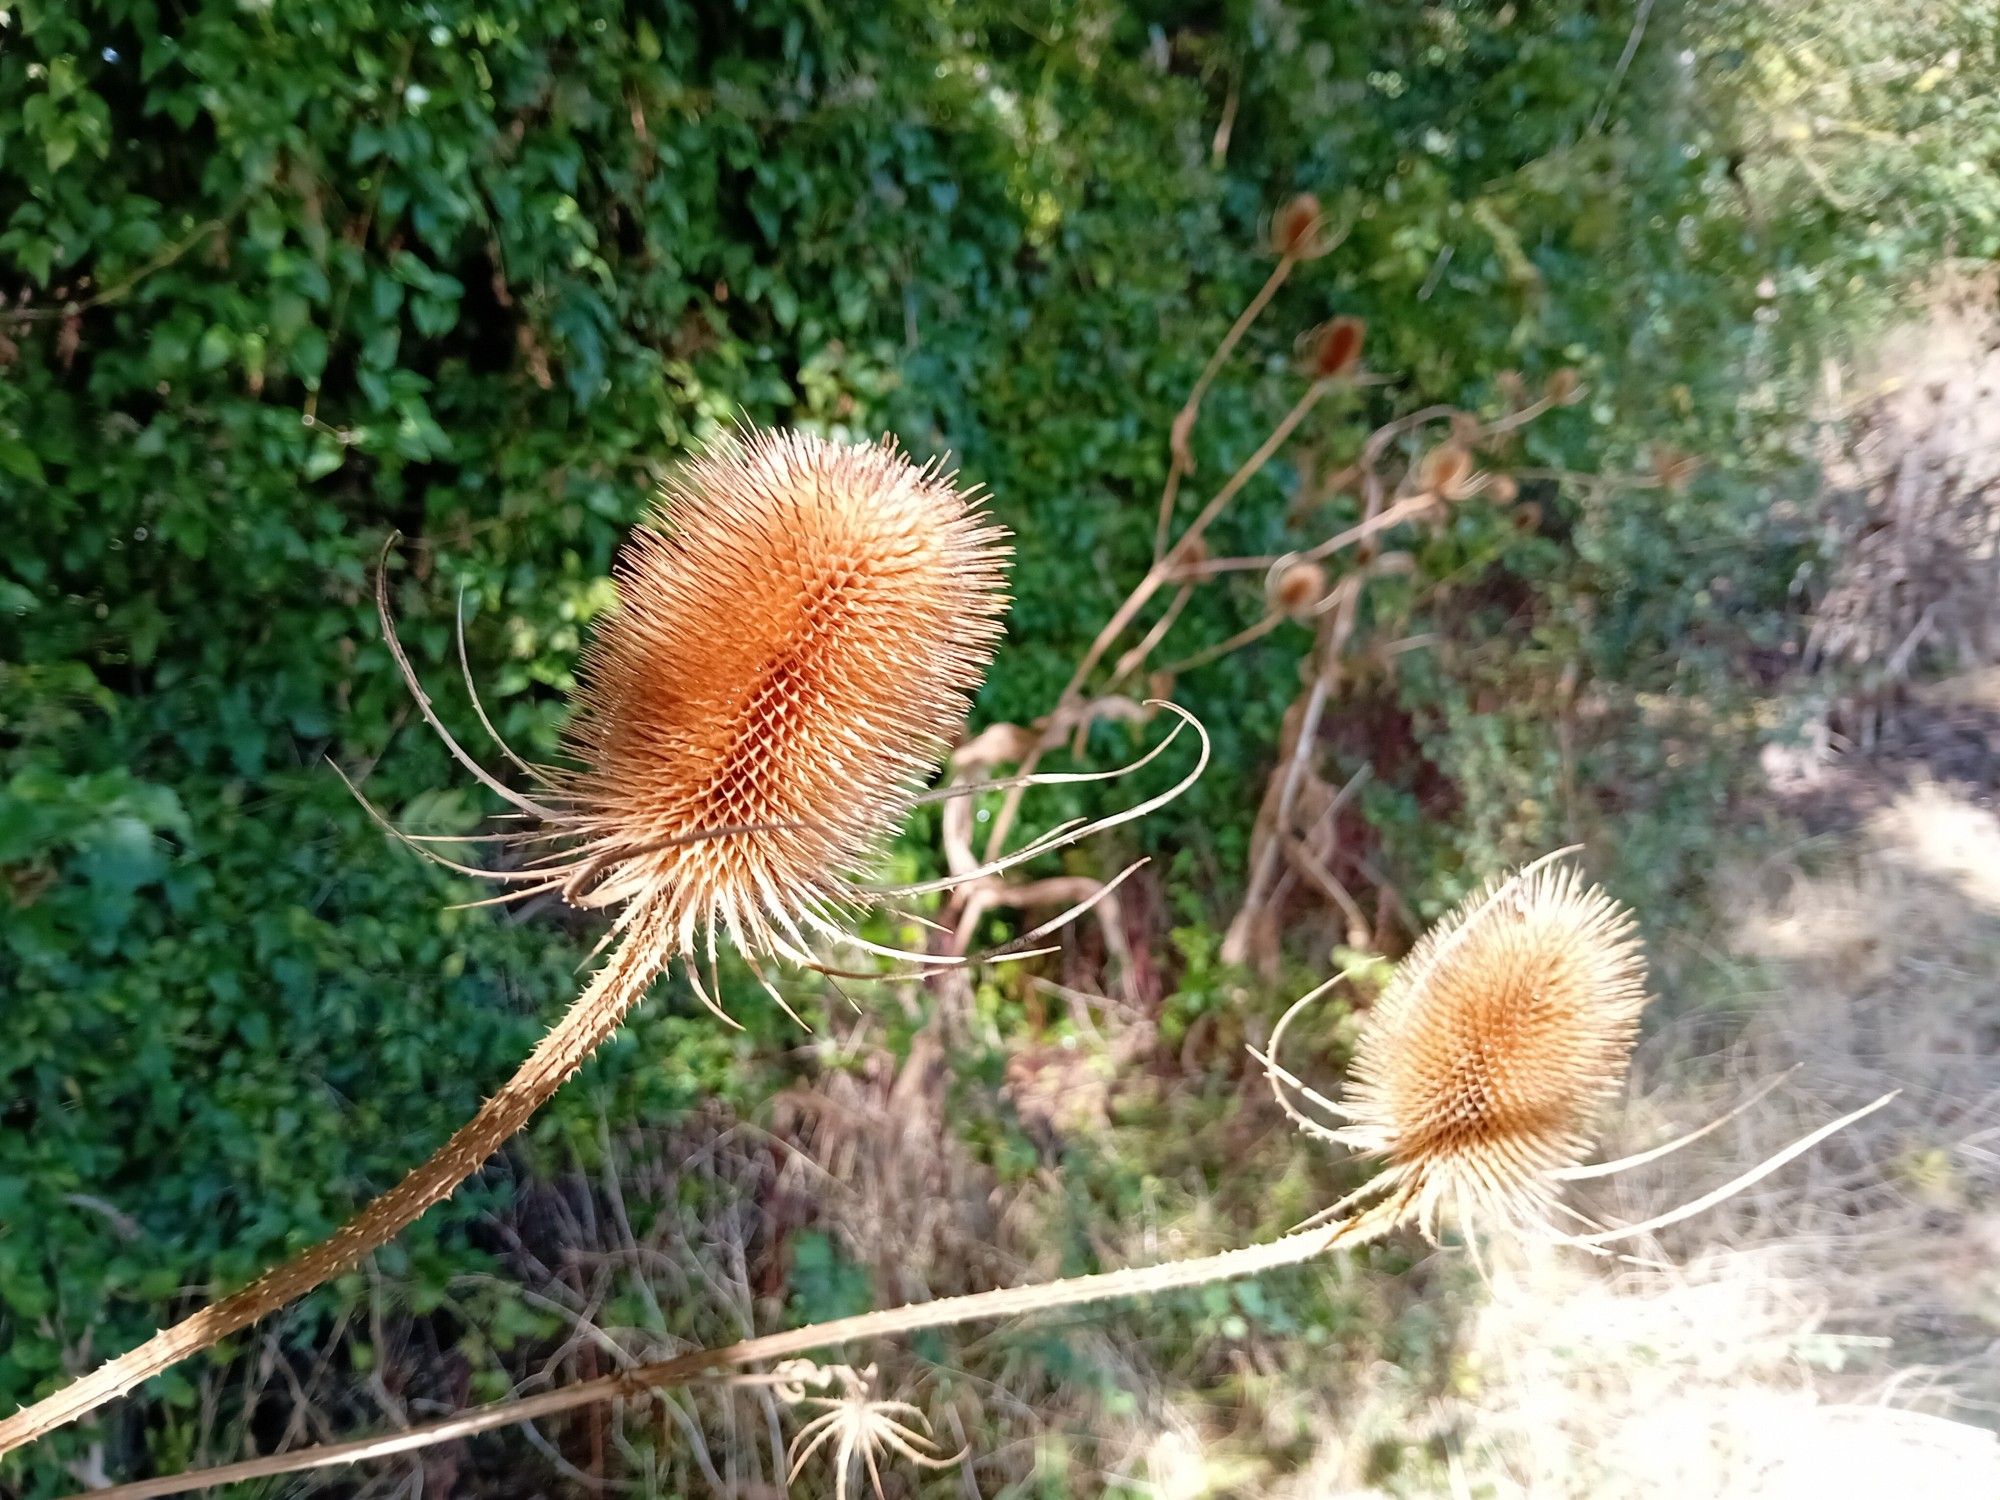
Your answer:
[74,1210,1399,1499]
[0,929,664,1462]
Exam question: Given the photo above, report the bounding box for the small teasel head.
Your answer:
[1306,315,1367,380]
[1272,192,1328,258]
[1268,556,1328,618]
[1417,441,1479,501]
[1339,853,1648,1238]
[1257,851,1652,1245]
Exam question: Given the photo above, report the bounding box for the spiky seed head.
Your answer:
[1339,857,1650,1239]
[559,430,1010,961]
[1273,193,1325,258]
[1269,558,1327,618]
[1308,316,1366,379]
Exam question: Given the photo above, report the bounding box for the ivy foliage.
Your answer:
[1,0,1981,1488]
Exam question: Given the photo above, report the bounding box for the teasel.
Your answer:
[1259,850,1892,1254]
[0,429,1207,1460]
[73,850,1898,1500]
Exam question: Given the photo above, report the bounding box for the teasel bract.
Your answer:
[0,429,1206,1459]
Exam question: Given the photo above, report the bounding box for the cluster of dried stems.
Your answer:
[947,192,1684,975]
[4,196,1884,1499]
[1805,275,2000,748]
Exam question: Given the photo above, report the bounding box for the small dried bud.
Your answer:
[1512,501,1544,532]
[1308,316,1366,380]
[1545,368,1583,406]
[1448,412,1481,447]
[1272,193,1325,258]
[1488,473,1520,504]
[1269,557,1328,617]
[1418,442,1477,500]
[1495,369,1526,405]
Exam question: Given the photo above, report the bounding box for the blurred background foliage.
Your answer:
[1,0,1991,1491]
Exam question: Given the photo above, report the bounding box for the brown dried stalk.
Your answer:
[75,1219,1384,1500]
[77,854,1895,1499]
[0,433,1215,1463]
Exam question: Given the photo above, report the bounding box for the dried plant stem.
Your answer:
[76,1214,1391,1499]
[0,932,663,1461]
[1171,489,1441,580]
[1153,253,1299,558]
[985,378,1332,859]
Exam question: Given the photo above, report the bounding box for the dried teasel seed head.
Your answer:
[1545,368,1584,406]
[1307,316,1366,380]
[1338,855,1649,1239]
[1268,557,1328,617]
[1417,442,1477,500]
[1272,192,1326,258]
[558,430,1010,962]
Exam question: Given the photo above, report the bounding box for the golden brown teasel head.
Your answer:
[1335,853,1649,1239]
[359,428,1205,1021]
[1258,850,1895,1251]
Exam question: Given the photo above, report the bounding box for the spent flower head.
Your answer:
[783,1364,962,1500]
[1338,853,1649,1238]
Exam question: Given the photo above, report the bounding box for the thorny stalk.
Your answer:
[77,1073,1896,1499]
[72,1216,1388,1499]
[0,437,1208,1464]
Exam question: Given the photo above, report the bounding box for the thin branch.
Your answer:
[985,379,1332,859]
[75,1217,1387,1498]
[1154,254,1300,558]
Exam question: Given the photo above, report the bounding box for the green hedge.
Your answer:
[0,0,1953,1487]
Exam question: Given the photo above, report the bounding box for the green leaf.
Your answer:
[0,438,45,482]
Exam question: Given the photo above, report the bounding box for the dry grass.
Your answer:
[1256,782,2000,1500]
[1806,272,2000,745]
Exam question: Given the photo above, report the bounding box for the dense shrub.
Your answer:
[2,0,1979,1487]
